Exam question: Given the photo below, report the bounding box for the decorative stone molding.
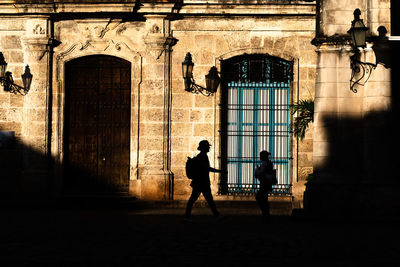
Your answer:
[55,20,139,64]
[55,39,136,66]
[144,34,178,59]
[22,37,49,61]
[144,33,168,57]
[33,24,46,35]
[311,34,352,47]
[53,34,142,180]
[76,20,119,40]
[26,19,47,36]
[217,47,297,68]
[82,39,126,53]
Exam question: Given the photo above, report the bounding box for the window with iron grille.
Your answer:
[220,54,293,195]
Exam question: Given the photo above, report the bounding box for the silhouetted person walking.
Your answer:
[185,140,225,222]
[255,150,275,222]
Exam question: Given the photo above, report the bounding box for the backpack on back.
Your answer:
[254,165,277,185]
[185,156,197,180]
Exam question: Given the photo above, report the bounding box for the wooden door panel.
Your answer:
[65,55,131,192]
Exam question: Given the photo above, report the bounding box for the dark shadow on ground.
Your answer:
[1,208,399,265]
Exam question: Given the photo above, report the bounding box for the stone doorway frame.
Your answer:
[52,40,142,194]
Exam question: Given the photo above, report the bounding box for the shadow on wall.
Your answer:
[0,132,52,202]
[303,41,400,219]
[0,131,128,203]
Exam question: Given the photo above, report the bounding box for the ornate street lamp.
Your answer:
[347,9,376,93]
[348,9,368,48]
[182,52,220,96]
[0,52,33,95]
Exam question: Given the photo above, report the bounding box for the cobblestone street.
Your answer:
[1,202,399,266]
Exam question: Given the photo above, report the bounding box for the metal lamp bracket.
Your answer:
[185,77,214,96]
[349,51,377,93]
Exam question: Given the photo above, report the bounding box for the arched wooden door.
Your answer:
[64,55,131,192]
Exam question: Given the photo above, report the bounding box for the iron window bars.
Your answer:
[220,54,293,195]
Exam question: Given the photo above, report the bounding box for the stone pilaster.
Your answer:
[19,19,51,193]
[305,0,398,219]
[135,17,177,200]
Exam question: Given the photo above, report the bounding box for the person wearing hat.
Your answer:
[184,140,225,221]
[254,150,274,222]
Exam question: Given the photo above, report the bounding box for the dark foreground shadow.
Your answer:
[0,133,129,205]
[1,208,399,265]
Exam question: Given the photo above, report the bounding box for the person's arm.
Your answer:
[267,160,274,173]
[209,167,227,174]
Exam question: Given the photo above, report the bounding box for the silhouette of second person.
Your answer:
[184,140,225,221]
[254,150,274,222]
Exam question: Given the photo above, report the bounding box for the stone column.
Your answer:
[19,18,51,194]
[162,21,178,200]
[313,42,365,182]
[305,0,398,218]
[138,17,177,200]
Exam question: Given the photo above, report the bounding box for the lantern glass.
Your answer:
[182,52,194,79]
[205,66,220,93]
[182,63,193,79]
[352,20,367,48]
[22,65,33,91]
[347,9,368,48]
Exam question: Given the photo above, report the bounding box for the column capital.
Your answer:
[144,34,178,51]
[22,36,49,61]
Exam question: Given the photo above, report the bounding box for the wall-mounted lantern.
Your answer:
[182,52,220,96]
[0,52,33,95]
[348,9,368,48]
[347,9,377,93]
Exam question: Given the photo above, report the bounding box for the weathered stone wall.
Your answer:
[306,0,396,218]
[0,1,316,202]
[0,19,26,140]
[0,18,26,197]
[0,17,50,196]
[318,0,390,37]
[170,15,316,200]
[313,0,392,180]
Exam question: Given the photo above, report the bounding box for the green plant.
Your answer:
[291,99,314,140]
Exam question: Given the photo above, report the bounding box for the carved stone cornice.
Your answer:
[311,34,352,47]
[22,36,50,61]
[22,36,49,49]
[144,34,178,59]
[144,33,168,51]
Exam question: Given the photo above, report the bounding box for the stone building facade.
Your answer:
[305,0,400,218]
[0,0,316,202]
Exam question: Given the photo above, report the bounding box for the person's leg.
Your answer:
[264,194,270,217]
[256,191,263,210]
[256,191,265,215]
[256,190,269,218]
[185,187,201,218]
[201,187,220,217]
